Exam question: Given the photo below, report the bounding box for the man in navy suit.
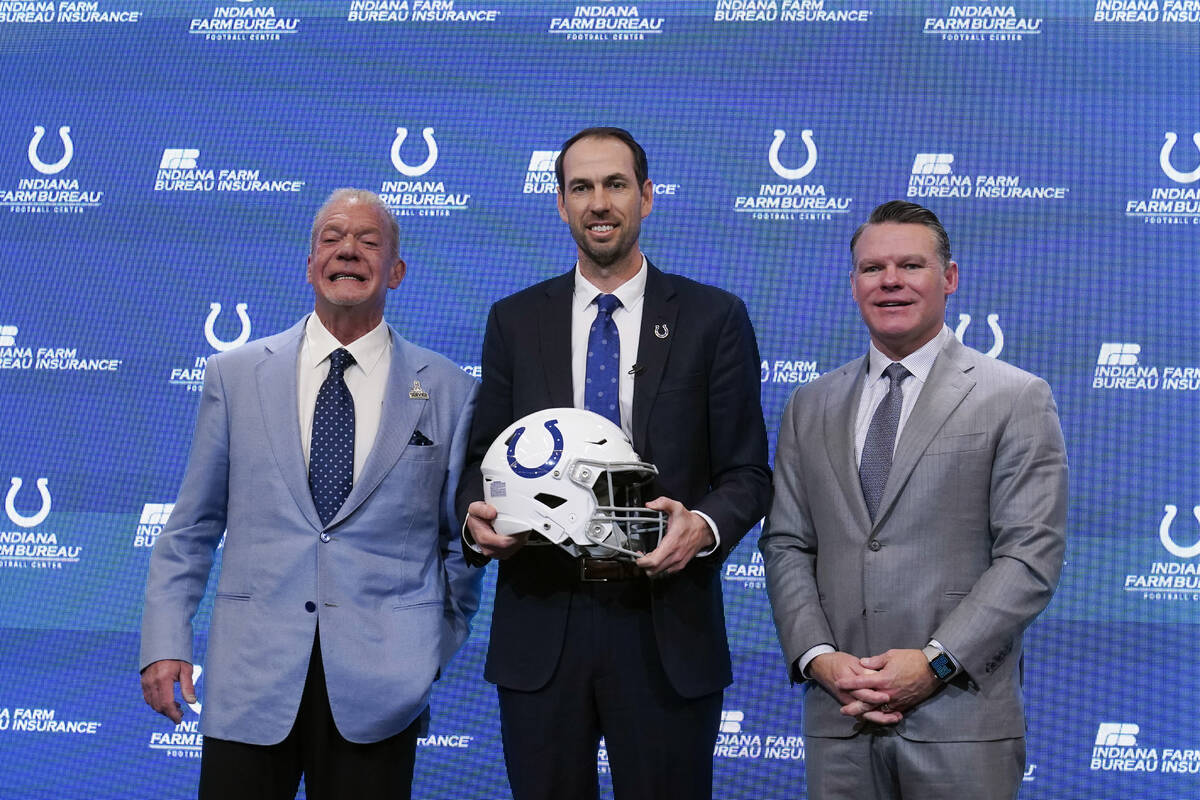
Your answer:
[457,128,771,799]
[140,188,481,799]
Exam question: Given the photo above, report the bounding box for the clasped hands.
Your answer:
[809,649,941,726]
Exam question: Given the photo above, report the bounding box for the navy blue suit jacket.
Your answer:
[457,264,770,698]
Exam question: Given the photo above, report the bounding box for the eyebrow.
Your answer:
[569,172,632,186]
[320,222,380,236]
[857,253,931,267]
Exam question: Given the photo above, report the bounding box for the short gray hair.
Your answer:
[310,188,400,261]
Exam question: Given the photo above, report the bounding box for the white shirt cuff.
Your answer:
[691,510,720,557]
[797,644,836,681]
[461,517,485,556]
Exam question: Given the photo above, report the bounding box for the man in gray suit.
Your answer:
[140,188,480,799]
[760,200,1067,799]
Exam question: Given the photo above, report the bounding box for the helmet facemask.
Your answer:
[570,457,664,559]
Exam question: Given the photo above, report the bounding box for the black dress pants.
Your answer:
[198,631,421,800]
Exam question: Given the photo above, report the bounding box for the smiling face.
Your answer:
[556,135,653,284]
[307,195,405,329]
[851,221,958,361]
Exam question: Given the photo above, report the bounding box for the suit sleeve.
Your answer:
[139,355,232,671]
[691,296,772,562]
[455,303,514,566]
[438,380,484,666]
[930,375,1068,688]
[759,388,835,677]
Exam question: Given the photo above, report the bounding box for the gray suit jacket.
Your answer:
[760,335,1066,741]
[140,317,481,744]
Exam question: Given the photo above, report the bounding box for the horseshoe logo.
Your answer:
[6,477,51,529]
[28,125,73,175]
[204,302,251,352]
[1159,132,1200,184]
[1159,504,1200,559]
[954,313,1004,359]
[506,419,564,479]
[390,127,438,177]
[768,129,817,180]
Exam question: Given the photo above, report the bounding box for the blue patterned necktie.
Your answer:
[310,348,355,526]
[859,362,911,522]
[584,293,622,426]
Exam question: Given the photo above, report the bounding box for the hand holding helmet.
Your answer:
[480,408,666,560]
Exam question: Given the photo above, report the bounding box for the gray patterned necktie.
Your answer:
[859,362,911,521]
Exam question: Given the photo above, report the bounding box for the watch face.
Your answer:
[930,653,955,680]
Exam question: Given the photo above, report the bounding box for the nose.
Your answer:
[336,235,358,259]
[880,264,903,287]
[589,186,611,213]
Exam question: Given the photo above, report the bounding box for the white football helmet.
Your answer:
[481,408,665,559]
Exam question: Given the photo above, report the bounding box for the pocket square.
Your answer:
[408,429,433,446]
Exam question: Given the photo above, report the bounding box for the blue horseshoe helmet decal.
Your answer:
[507,418,564,478]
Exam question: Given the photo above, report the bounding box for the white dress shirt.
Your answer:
[570,261,646,440]
[853,325,950,466]
[298,313,392,481]
[570,259,720,554]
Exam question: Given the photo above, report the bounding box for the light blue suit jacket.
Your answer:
[140,317,481,744]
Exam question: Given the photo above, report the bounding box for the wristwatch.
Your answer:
[923,644,955,682]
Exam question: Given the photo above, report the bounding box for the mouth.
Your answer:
[876,300,912,309]
[329,272,366,283]
[588,223,615,235]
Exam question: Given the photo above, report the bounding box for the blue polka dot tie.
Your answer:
[584,293,622,426]
[859,362,910,522]
[310,348,355,527]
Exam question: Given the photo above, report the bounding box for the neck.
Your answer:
[872,327,941,362]
[578,249,642,294]
[314,306,383,346]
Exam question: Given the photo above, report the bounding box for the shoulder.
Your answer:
[393,334,475,394]
[951,342,1049,396]
[655,270,745,312]
[779,357,861,424]
[205,321,303,372]
[491,271,572,314]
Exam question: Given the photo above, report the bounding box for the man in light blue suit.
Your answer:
[140,188,480,799]
[762,201,1067,799]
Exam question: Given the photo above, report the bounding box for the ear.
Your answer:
[943,261,959,297]
[640,179,653,218]
[306,253,315,286]
[388,258,407,289]
[557,190,568,223]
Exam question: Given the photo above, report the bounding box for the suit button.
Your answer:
[868,539,881,551]
[305,601,316,613]
[319,532,331,543]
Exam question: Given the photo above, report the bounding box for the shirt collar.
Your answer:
[303,313,391,376]
[866,325,950,384]
[572,256,648,313]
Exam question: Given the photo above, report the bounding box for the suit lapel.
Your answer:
[539,270,575,408]
[327,326,427,529]
[256,320,323,531]
[632,263,678,453]
[824,357,872,533]
[872,337,976,529]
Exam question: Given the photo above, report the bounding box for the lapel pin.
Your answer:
[654,323,669,339]
[409,380,429,400]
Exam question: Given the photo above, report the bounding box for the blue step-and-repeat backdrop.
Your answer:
[0,1,1198,798]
